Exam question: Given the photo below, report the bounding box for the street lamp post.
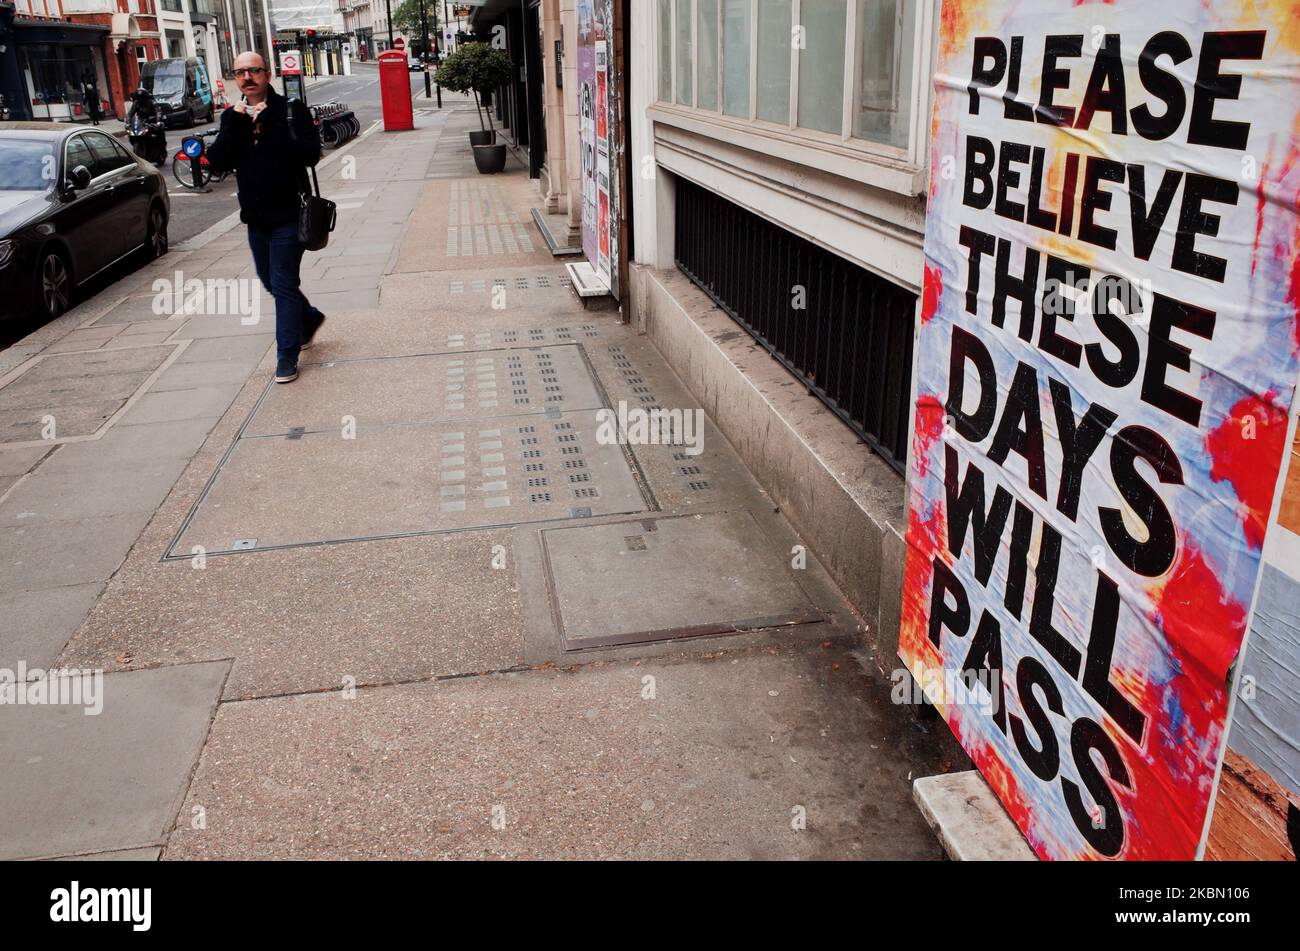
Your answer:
[419,0,431,99]
[431,0,441,107]
[385,0,393,48]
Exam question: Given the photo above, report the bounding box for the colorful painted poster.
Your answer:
[577,3,612,287]
[902,1,1300,859]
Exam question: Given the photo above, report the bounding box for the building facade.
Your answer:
[339,0,374,60]
[2,0,167,119]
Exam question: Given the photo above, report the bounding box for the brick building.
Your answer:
[2,0,162,120]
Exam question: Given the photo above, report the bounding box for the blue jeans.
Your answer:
[247,222,323,365]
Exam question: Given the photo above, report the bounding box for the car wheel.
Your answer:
[146,205,168,260]
[36,250,72,321]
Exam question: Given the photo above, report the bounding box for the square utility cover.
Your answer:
[542,510,822,650]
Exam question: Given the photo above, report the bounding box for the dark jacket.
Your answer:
[207,88,321,228]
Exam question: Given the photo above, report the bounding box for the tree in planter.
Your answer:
[434,42,514,136]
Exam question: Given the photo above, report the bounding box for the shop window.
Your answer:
[721,0,749,118]
[852,0,915,149]
[797,0,847,134]
[675,0,694,106]
[697,0,720,111]
[658,0,924,164]
[21,44,109,121]
[755,0,791,123]
[658,0,673,102]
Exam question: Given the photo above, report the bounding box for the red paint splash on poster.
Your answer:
[1206,392,1290,551]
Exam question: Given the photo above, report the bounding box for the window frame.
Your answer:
[655,0,933,193]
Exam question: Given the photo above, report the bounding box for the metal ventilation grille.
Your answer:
[674,177,916,471]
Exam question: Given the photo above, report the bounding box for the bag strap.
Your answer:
[309,165,320,198]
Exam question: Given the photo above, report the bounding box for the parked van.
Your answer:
[140,57,214,128]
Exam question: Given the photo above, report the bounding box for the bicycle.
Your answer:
[171,129,230,189]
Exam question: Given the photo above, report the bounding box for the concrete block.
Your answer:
[913,771,1038,861]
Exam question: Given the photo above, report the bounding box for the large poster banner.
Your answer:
[903,1,1300,859]
[577,0,612,287]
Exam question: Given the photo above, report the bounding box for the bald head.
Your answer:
[233,51,270,103]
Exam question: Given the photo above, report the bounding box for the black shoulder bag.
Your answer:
[299,165,336,252]
[288,99,335,251]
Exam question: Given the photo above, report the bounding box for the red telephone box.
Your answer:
[378,50,414,132]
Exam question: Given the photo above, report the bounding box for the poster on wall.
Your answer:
[576,0,613,288]
[901,0,1300,859]
[1205,423,1300,860]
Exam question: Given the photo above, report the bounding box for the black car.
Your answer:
[0,123,170,323]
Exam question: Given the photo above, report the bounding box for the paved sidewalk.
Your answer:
[0,97,962,860]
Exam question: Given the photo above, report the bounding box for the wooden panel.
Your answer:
[1278,417,1300,534]
[1205,749,1298,861]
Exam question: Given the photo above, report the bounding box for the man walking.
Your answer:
[82,72,100,125]
[207,52,325,383]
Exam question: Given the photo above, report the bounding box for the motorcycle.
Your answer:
[127,111,167,166]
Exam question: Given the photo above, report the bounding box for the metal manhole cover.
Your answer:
[542,511,822,650]
[165,345,650,557]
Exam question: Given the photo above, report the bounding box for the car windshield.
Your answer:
[143,62,186,99]
[0,138,57,191]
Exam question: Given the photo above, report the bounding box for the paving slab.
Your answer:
[249,344,604,436]
[0,582,104,670]
[0,368,156,409]
[36,417,220,474]
[306,288,381,312]
[62,528,525,700]
[0,455,187,527]
[0,511,153,591]
[0,345,178,442]
[118,319,184,336]
[91,295,174,325]
[393,178,556,274]
[42,328,127,352]
[171,416,646,555]
[0,445,50,477]
[174,335,273,365]
[171,315,278,340]
[118,384,243,426]
[0,400,121,443]
[164,645,951,860]
[0,661,228,861]
[149,360,262,391]
[50,847,161,861]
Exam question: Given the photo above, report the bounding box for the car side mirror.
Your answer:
[67,165,92,192]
